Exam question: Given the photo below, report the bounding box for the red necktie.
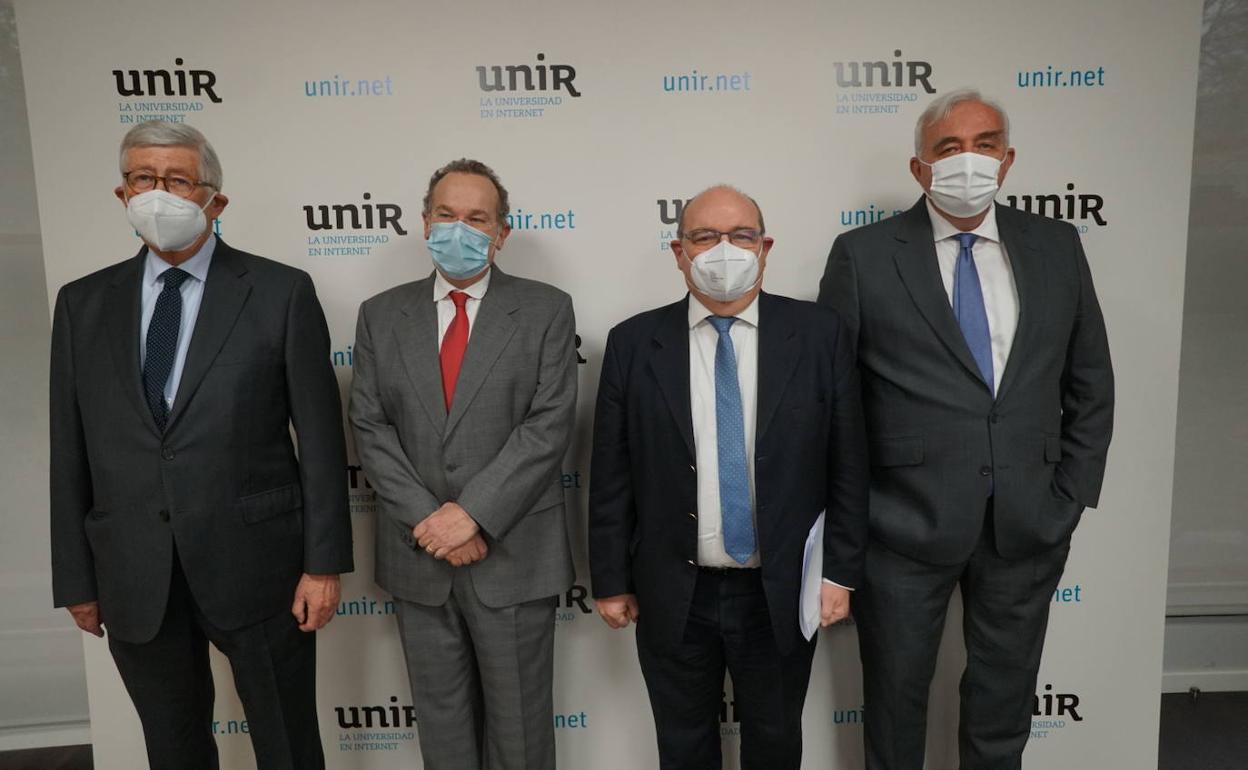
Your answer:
[440,291,470,410]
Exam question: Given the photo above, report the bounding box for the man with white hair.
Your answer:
[818,90,1114,769]
[49,120,352,769]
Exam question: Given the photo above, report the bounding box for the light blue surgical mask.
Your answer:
[426,221,494,279]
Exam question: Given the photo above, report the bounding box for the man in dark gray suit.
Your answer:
[50,121,353,769]
[818,90,1114,769]
[349,159,577,770]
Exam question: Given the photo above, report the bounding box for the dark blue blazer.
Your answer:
[588,291,869,655]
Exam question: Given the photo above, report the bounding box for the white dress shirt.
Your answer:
[433,267,491,347]
[138,235,215,409]
[688,294,761,568]
[927,198,1019,393]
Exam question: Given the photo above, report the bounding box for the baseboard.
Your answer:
[1161,670,1248,694]
[0,721,90,752]
[1162,615,1248,693]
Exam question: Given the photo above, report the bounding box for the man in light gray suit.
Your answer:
[349,159,577,770]
[818,90,1114,769]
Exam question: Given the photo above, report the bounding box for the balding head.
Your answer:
[677,185,766,238]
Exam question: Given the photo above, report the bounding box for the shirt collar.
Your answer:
[687,292,760,330]
[925,197,1000,245]
[433,266,492,303]
[143,234,216,288]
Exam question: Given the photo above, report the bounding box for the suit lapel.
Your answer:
[994,205,1041,402]
[444,269,519,440]
[105,251,160,436]
[396,276,449,430]
[892,198,989,391]
[165,241,251,432]
[755,292,800,443]
[649,299,695,459]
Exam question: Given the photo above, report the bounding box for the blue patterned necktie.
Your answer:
[707,316,756,564]
[143,267,191,431]
[953,233,994,395]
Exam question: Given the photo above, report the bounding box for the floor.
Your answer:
[1157,690,1248,770]
[0,692,1244,768]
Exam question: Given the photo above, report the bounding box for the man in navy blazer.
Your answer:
[589,185,869,769]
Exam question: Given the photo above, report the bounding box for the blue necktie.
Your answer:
[707,316,755,564]
[143,268,190,431]
[953,233,994,395]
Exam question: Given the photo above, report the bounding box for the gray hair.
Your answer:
[119,120,223,189]
[677,184,766,237]
[422,158,510,224]
[913,88,1010,157]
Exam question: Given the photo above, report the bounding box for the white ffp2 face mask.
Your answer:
[126,189,210,252]
[921,152,1002,218]
[685,241,761,303]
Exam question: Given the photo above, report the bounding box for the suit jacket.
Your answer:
[817,198,1114,565]
[588,292,869,655]
[349,267,577,608]
[49,239,353,644]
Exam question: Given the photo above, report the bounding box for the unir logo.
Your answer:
[303,193,407,235]
[476,53,581,97]
[335,697,417,729]
[834,50,935,94]
[113,58,221,103]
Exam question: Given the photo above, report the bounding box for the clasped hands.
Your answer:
[413,501,488,567]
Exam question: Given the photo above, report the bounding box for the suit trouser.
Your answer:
[106,550,323,770]
[855,500,1072,770]
[395,567,558,770]
[635,567,817,770]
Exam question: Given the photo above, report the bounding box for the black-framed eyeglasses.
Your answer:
[680,228,763,248]
[123,171,216,198]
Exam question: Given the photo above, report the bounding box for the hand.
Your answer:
[67,601,103,637]
[291,573,341,632]
[595,594,640,629]
[414,502,480,558]
[445,534,489,567]
[820,583,850,627]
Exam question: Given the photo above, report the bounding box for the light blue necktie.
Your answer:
[707,316,755,564]
[953,233,994,395]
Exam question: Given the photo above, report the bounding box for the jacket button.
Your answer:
[161,448,175,461]
[979,466,992,476]
[158,509,170,522]
[688,511,697,519]
[446,462,459,472]
[989,413,999,424]
[686,559,696,566]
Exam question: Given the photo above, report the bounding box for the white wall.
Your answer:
[0,0,90,751]
[5,0,1210,767]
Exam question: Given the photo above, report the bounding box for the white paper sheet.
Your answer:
[799,511,826,641]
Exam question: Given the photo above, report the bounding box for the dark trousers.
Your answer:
[636,567,817,770]
[107,552,323,770]
[855,502,1071,770]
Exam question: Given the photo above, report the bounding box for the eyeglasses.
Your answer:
[681,228,763,248]
[123,171,215,198]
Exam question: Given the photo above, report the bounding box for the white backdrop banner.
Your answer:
[16,0,1201,767]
